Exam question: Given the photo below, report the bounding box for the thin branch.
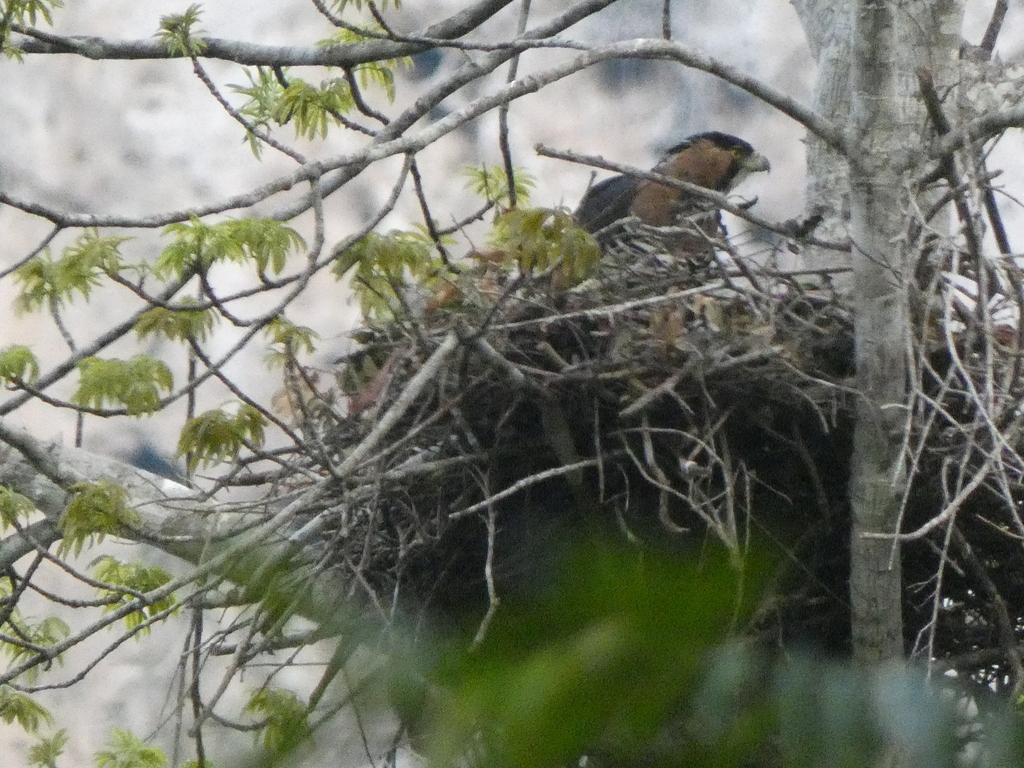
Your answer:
[187,46,306,164]
[933,103,1024,158]
[472,499,501,646]
[10,0,517,63]
[979,0,1009,56]
[451,456,612,520]
[498,0,532,209]
[0,225,62,280]
[408,159,454,266]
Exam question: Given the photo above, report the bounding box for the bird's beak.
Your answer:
[727,152,771,191]
[744,152,771,174]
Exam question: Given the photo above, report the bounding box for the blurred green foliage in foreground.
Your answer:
[387,544,1024,768]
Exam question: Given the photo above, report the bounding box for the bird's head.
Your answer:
[658,132,771,192]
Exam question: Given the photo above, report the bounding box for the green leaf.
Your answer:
[0,616,69,682]
[243,688,310,756]
[57,481,140,558]
[263,317,319,368]
[332,229,448,322]
[274,77,354,140]
[4,0,63,27]
[61,229,129,276]
[355,61,399,101]
[90,556,177,633]
[135,300,218,343]
[489,207,601,287]
[94,729,167,768]
[14,230,129,313]
[317,26,410,103]
[73,356,173,416]
[464,164,536,208]
[0,686,53,734]
[0,486,35,530]
[230,67,284,158]
[28,728,67,768]
[223,217,306,274]
[177,404,267,473]
[155,216,305,279]
[1,1,62,58]
[155,216,227,278]
[156,3,205,56]
[0,345,40,384]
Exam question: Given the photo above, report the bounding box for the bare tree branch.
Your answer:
[0,419,350,629]
[10,0,516,63]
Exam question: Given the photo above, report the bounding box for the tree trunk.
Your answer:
[847,0,910,664]
[846,0,964,664]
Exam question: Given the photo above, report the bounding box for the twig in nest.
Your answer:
[450,457,614,520]
[467,334,530,388]
[619,371,685,419]
[337,332,459,475]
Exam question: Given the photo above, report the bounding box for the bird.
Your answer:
[573,132,770,271]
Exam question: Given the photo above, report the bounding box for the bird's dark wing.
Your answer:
[573,174,640,233]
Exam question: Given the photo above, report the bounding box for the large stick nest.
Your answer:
[269,219,1024,694]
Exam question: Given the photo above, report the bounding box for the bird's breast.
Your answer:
[629,180,679,226]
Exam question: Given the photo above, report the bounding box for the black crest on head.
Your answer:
[663,131,756,157]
